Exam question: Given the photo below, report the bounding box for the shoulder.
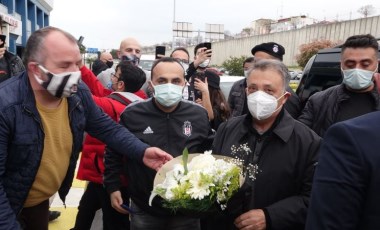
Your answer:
[0,72,27,107]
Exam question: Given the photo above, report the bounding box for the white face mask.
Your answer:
[198,59,210,68]
[180,62,189,72]
[152,83,184,107]
[247,91,285,120]
[342,66,378,90]
[35,65,81,98]
[244,70,249,78]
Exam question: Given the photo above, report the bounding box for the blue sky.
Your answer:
[50,0,380,50]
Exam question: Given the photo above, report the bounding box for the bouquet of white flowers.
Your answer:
[149,149,243,216]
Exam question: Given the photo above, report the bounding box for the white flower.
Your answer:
[185,171,214,200]
[187,153,215,171]
[150,152,245,212]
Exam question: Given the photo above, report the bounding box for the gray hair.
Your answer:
[23,26,78,66]
[247,59,290,92]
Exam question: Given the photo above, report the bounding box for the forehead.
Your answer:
[44,31,81,62]
[121,40,141,51]
[247,69,283,87]
[341,47,377,61]
[171,50,189,59]
[152,62,184,79]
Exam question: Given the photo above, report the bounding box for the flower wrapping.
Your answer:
[149,151,243,215]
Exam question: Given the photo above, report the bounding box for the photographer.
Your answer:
[0,16,25,83]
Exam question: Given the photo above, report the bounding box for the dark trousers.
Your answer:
[18,199,49,230]
[72,182,130,230]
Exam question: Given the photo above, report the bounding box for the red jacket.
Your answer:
[77,66,147,184]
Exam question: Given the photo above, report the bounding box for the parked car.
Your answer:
[296,39,380,108]
[220,76,245,99]
[139,54,155,71]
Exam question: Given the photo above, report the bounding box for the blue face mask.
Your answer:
[342,67,378,90]
[152,83,184,107]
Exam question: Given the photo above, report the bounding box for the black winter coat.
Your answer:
[212,110,321,230]
[298,84,380,137]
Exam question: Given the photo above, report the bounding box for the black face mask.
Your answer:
[106,60,113,68]
[121,55,140,66]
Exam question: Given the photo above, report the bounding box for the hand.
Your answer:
[0,47,5,59]
[234,209,266,230]
[110,190,129,214]
[195,98,203,105]
[194,77,209,94]
[143,147,173,171]
[194,47,212,68]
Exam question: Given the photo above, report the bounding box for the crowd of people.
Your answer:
[0,15,379,230]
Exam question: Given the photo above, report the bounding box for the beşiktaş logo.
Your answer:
[143,126,154,134]
[182,121,192,137]
[273,45,279,53]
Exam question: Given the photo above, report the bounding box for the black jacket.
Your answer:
[0,51,25,83]
[212,110,321,230]
[298,84,380,137]
[104,98,211,217]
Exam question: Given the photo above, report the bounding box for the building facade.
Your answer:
[0,0,53,56]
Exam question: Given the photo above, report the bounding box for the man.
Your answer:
[212,59,321,230]
[92,52,113,76]
[72,61,147,230]
[170,47,190,70]
[170,47,191,99]
[186,43,213,101]
[250,42,301,118]
[118,37,142,66]
[0,26,171,230]
[104,57,211,230]
[306,111,380,229]
[298,34,380,137]
[0,16,25,83]
[228,57,255,117]
[95,52,115,87]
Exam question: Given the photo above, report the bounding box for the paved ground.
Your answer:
[49,169,102,230]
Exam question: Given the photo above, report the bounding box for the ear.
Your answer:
[117,80,125,91]
[280,92,291,106]
[28,63,41,76]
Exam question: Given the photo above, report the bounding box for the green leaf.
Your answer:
[182,147,189,175]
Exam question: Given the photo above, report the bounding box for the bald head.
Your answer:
[100,52,113,63]
[118,37,142,59]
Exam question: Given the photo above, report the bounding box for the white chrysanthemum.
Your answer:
[187,154,215,171]
[186,171,214,200]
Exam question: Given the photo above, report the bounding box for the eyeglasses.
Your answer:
[111,73,120,80]
[174,58,189,64]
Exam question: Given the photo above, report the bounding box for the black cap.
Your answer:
[205,69,220,89]
[251,42,285,61]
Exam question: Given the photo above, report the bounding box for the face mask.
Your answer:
[35,65,81,98]
[180,62,189,72]
[153,83,183,107]
[106,81,118,91]
[121,55,140,66]
[244,70,249,78]
[247,91,285,120]
[198,59,210,68]
[106,60,113,68]
[342,67,377,90]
